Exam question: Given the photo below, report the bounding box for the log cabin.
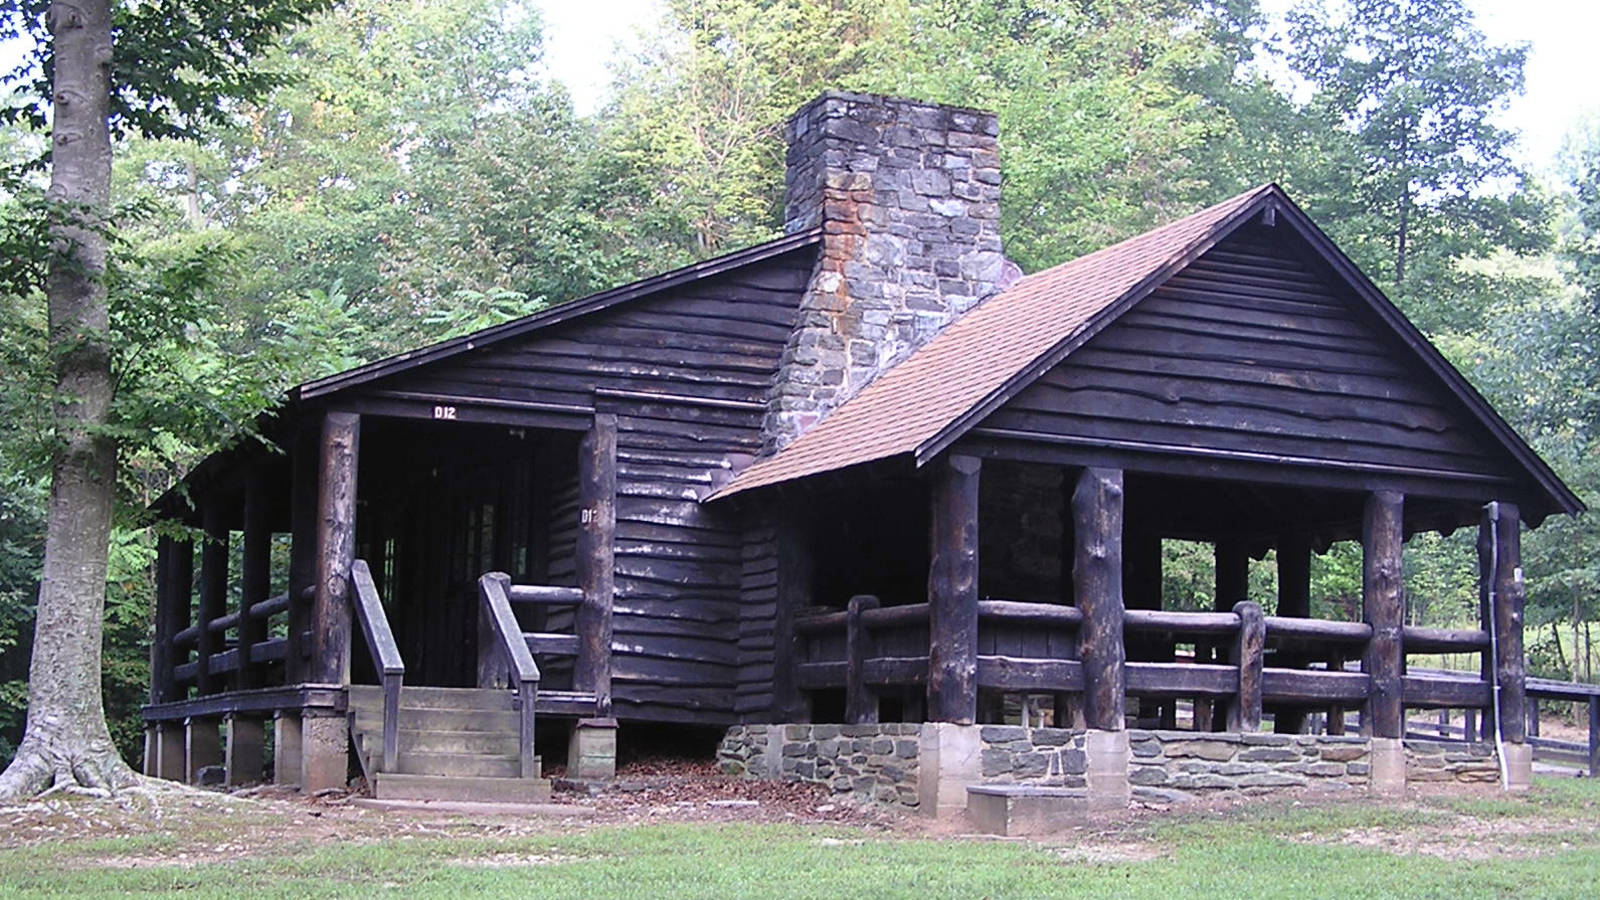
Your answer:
[141,91,1583,814]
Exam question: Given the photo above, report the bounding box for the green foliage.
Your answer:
[1,1,331,145]
[1284,0,1547,335]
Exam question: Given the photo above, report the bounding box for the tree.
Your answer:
[0,0,327,800]
[1285,0,1546,335]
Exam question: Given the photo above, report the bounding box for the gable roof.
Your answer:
[711,185,1583,518]
[292,226,823,402]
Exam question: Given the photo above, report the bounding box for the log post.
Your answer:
[1202,540,1248,730]
[928,455,981,725]
[1229,601,1265,733]
[312,412,359,687]
[845,594,881,724]
[151,535,191,704]
[238,471,271,690]
[197,503,228,696]
[287,422,319,685]
[1588,697,1599,778]
[1327,648,1347,735]
[1485,502,1526,745]
[1124,532,1170,727]
[1275,534,1312,734]
[773,503,812,722]
[576,413,618,715]
[1055,478,1082,728]
[1362,491,1404,739]
[1073,467,1125,731]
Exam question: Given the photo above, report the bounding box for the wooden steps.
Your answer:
[348,685,553,802]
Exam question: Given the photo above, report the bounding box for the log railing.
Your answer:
[350,559,404,773]
[165,586,307,692]
[793,595,1499,731]
[478,572,541,778]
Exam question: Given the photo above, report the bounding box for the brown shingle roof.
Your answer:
[711,185,1277,499]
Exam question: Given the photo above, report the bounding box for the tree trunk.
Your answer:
[0,0,137,800]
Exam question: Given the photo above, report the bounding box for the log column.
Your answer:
[928,455,981,725]
[845,594,881,724]
[287,423,320,684]
[1484,501,1532,789]
[1361,491,1404,740]
[238,471,271,690]
[1073,467,1125,731]
[304,411,359,794]
[1275,534,1312,734]
[1074,467,1130,811]
[576,413,618,715]
[1202,540,1249,730]
[196,503,228,696]
[150,535,192,704]
[1359,491,1408,797]
[1124,532,1171,727]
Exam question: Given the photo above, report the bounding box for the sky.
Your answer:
[530,0,1600,176]
[0,0,1595,174]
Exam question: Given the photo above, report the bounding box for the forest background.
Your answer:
[2,0,1598,767]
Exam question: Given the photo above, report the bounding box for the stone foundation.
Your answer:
[1126,730,1369,801]
[719,724,924,810]
[721,724,1505,812]
[1404,738,1499,784]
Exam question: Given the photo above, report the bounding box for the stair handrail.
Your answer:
[478,571,541,778]
[350,559,405,773]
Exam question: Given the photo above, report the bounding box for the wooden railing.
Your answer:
[166,587,305,690]
[350,559,404,773]
[477,572,541,778]
[794,596,1498,731]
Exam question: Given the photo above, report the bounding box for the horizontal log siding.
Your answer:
[355,249,815,724]
[984,228,1512,485]
[737,518,779,718]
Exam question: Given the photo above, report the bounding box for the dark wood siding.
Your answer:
[736,516,779,719]
[982,225,1516,488]
[350,247,815,724]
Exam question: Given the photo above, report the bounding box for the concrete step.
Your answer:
[386,750,531,779]
[372,773,553,803]
[966,784,1088,837]
[352,708,521,734]
[349,685,515,712]
[388,728,521,756]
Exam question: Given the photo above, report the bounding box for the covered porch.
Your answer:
[140,404,620,796]
[764,450,1535,806]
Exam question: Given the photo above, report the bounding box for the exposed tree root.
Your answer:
[0,737,143,804]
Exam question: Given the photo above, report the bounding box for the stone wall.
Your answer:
[977,725,1087,786]
[1405,739,1499,783]
[720,724,1505,812]
[765,91,1015,450]
[1126,730,1370,801]
[718,723,924,810]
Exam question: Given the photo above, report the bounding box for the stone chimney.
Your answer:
[764,91,1014,451]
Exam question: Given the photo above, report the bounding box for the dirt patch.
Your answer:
[455,852,584,868]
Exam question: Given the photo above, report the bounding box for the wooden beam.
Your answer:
[1362,490,1404,739]
[928,455,981,725]
[150,536,185,704]
[312,412,359,686]
[845,595,880,724]
[1486,501,1526,744]
[286,422,319,684]
[1275,533,1311,733]
[1074,466,1125,730]
[576,413,618,715]
[238,472,271,690]
[1229,601,1265,732]
[197,504,228,696]
[773,503,812,721]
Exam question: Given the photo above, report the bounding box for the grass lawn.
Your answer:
[2,778,1598,898]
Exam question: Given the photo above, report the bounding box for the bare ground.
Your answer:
[0,759,1593,871]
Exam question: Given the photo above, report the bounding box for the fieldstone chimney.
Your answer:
[764,91,1014,451]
